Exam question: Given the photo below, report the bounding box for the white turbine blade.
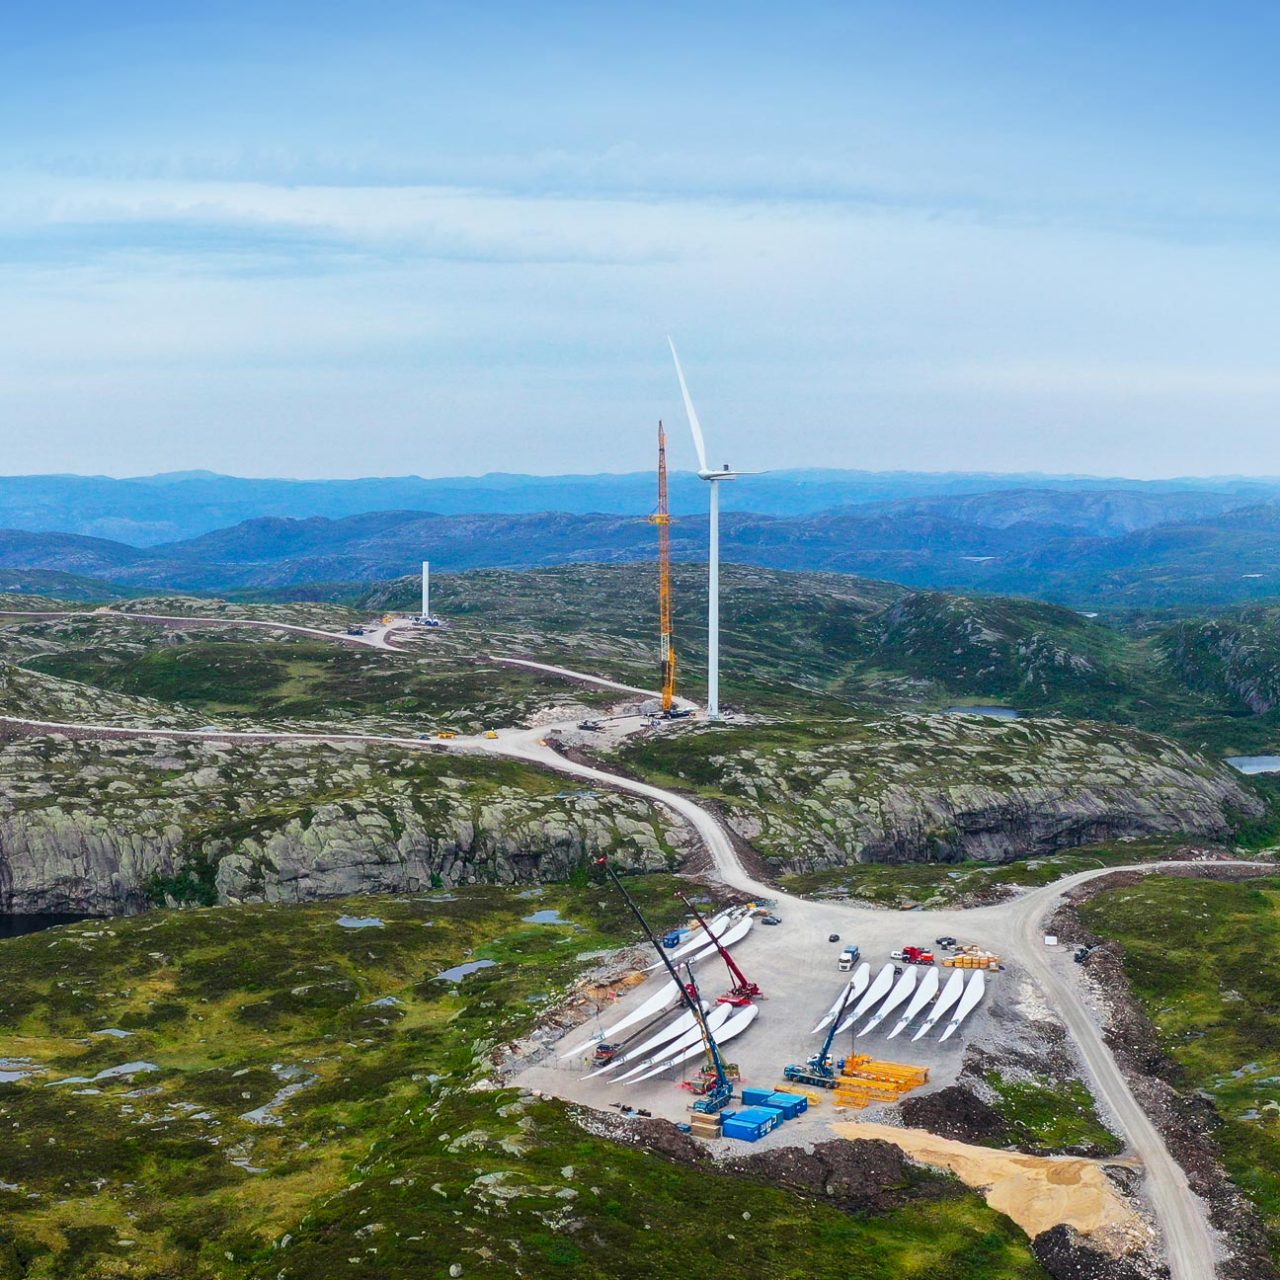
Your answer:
[643,909,734,970]
[559,978,678,1057]
[628,1002,759,1082]
[860,966,918,1036]
[812,963,870,1034]
[609,1003,732,1075]
[834,963,895,1035]
[683,916,751,964]
[887,965,940,1040]
[938,970,987,1043]
[668,337,710,474]
[912,969,965,1042]
[607,1001,711,1070]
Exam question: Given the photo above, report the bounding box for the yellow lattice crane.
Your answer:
[648,422,677,712]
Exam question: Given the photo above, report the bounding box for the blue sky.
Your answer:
[2,1,1278,478]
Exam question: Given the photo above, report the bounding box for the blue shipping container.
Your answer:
[765,1091,808,1119]
[741,1087,774,1107]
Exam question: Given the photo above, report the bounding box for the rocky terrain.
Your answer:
[0,733,689,914]
[1161,606,1280,716]
[619,714,1263,874]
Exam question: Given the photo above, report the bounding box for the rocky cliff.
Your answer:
[623,714,1264,873]
[0,732,689,914]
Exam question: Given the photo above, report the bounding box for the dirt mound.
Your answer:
[900,1084,1010,1145]
[1033,1225,1162,1280]
[723,1138,910,1210]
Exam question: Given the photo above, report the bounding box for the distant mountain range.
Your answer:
[1,483,1279,608]
[1,468,1279,545]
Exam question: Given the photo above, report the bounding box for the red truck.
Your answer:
[891,946,935,965]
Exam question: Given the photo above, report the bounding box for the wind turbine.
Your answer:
[668,338,747,721]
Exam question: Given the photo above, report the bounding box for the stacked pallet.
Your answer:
[688,1110,723,1140]
[942,945,1001,970]
[833,1055,929,1110]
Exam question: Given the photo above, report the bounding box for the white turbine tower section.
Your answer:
[421,561,430,619]
[668,338,749,721]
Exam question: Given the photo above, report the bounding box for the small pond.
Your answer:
[435,959,497,983]
[943,706,1021,720]
[1226,756,1280,775]
[523,909,570,925]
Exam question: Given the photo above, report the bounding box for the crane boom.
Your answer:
[648,422,676,712]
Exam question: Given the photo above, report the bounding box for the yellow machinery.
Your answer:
[647,422,677,713]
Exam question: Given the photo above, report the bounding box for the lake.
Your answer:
[0,914,88,940]
[943,706,1021,720]
[1226,756,1280,775]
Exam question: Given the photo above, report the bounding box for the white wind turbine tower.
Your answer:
[668,338,749,721]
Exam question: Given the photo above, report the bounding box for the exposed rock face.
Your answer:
[0,734,689,915]
[671,715,1263,872]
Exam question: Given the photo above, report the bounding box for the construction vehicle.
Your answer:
[593,858,735,1113]
[783,979,859,1089]
[891,946,935,965]
[676,891,761,1004]
[677,962,736,1112]
[648,422,679,716]
[484,730,498,740]
[436,731,458,740]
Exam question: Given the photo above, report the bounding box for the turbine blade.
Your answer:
[667,337,710,474]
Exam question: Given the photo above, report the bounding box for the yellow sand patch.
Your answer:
[832,1120,1147,1249]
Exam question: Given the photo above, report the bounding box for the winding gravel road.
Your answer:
[0,604,1249,1277]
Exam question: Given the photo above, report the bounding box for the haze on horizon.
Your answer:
[2,1,1278,482]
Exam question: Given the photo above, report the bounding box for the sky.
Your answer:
[1,1,1279,479]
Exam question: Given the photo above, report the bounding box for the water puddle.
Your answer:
[1226,756,1280,775]
[523,909,571,925]
[241,1063,319,1126]
[336,915,384,930]
[47,1061,159,1087]
[435,959,497,983]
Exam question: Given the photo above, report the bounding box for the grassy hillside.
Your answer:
[0,890,1048,1280]
[0,612,617,736]
[7,568,1280,756]
[1080,876,1280,1257]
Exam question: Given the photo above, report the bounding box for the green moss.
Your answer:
[985,1073,1123,1156]
[1081,875,1280,1258]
